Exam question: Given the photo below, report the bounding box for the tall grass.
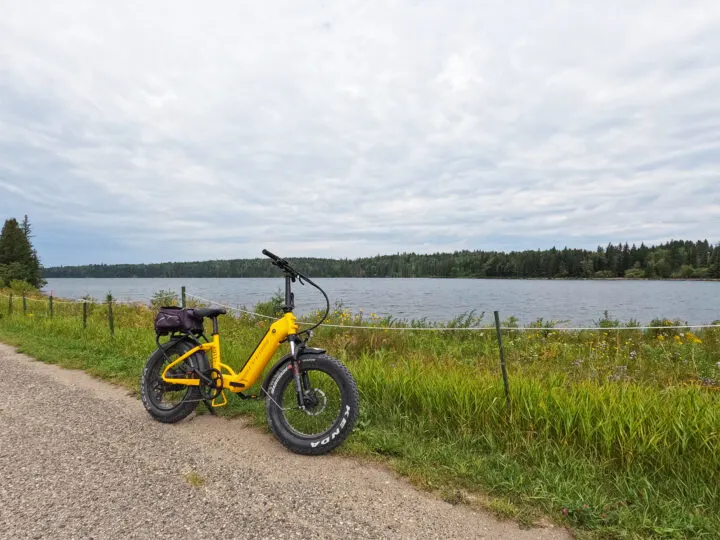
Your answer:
[1,289,720,537]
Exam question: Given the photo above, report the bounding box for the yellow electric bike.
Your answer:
[140,250,359,455]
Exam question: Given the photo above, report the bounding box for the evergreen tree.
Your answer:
[0,217,45,288]
[710,245,720,279]
[21,214,32,239]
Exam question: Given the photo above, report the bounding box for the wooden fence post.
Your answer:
[107,294,115,337]
[49,294,54,318]
[22,293,27,315]
[181,286,186,308]
[494,311,511,409]
[83,301,88,329]
[8,293,12,315]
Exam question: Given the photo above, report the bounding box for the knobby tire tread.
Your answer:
[140,339,205,424]
[265,354,359,456]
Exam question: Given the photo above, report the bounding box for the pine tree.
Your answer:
[21,214,32,239]
[0,217,45,288]
[710,245,720,279]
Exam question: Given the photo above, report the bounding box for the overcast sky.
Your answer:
[1,1,719,267]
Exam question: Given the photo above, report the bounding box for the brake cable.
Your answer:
[296,271,330,336]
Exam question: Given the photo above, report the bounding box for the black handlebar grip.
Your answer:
[262,249,280,261]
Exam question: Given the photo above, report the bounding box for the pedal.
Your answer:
[211,389,228,408]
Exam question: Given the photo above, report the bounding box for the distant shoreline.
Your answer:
[40,240,720,282]
[43,276,720,282]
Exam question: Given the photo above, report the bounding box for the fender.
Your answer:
[156,334,209,372]
[260,347,326,397]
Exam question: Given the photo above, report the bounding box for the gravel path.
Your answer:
[0,342,571,539]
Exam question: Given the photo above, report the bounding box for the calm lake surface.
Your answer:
[42,278,720,326]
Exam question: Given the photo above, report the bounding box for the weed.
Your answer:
[183,471,206,488]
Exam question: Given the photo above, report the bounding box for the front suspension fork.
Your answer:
[289,338,308,408]
[290,360,303,408]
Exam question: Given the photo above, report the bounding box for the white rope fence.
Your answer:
[0,292,150,305]
[6,295,82,305]
[184,293,720,332]
[186,294,279,321]
[188,293,490,330]
[2,291,719,332]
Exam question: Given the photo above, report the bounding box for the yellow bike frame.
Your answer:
[160,312,299,407]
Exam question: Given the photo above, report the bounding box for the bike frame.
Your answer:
[160,311,299,407]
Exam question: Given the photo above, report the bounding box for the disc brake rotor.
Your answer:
[303,388,327,416]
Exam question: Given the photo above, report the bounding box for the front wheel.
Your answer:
[265,355,359,455]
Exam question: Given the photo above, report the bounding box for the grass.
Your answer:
[1,290,720,538]
[183,471,206,488]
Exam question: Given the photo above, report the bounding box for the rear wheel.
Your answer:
[140,338,208,423]
[265,355,359,455]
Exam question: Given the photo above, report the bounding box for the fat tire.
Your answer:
[140,338,207,424]
[265,354,359,455]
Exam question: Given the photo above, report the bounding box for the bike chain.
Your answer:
[166,368,224,404]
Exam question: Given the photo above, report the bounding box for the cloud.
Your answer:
[0,0,719,265]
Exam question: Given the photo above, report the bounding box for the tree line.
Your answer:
[0,215,45,288]
[43,239,720,280]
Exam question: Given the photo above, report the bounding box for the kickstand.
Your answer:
[203,400,217,416]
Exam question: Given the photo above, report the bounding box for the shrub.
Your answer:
[9,279,35,295]
[151,289,180,310]
[671,264,696,279]
[446,310,485,328]
[623,268,645,279]
[254,290,285,318]
[594,310,620,328]
[647,317,686,338]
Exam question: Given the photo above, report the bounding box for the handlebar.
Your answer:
[260,248,330,335]
[262,249,297,277]
[261,249,280,262]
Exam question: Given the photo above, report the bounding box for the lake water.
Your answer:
[42,278,720,326]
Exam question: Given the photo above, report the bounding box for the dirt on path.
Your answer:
[0,342,572,539]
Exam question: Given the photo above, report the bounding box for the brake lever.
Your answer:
[276,260,300,280]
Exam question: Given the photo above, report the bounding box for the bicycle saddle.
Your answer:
[193,307,227,318]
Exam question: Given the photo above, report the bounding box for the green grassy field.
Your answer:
[1,289,719,539]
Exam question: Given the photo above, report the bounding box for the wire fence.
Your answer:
[3,287,719,403]
[2,290,720,333]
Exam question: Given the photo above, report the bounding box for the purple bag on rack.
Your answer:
[153,307,204,335]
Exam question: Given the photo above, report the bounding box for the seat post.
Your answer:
[211,317,219,335]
